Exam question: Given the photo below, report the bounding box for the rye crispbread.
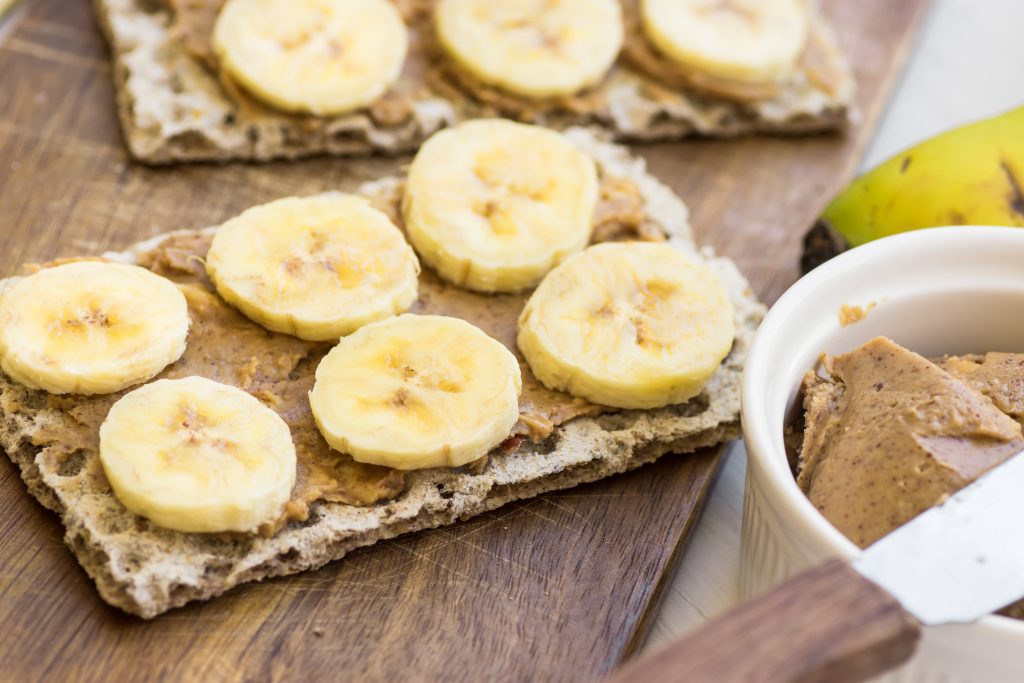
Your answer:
[93,0,855,164]
[0,131,764,617]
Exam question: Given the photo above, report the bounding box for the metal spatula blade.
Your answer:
[854,448,1024,626]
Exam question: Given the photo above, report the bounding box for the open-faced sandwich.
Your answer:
[95,0,855,162]
[0,122,763,616]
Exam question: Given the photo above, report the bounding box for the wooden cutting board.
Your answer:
[0,0,929,680]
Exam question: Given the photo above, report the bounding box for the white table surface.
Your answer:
[644,0,1024,651]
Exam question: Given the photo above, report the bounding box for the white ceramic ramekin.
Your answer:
[740,226,1024,682]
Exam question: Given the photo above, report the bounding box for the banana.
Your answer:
[402,119,598,293]
[205,194,420,342]
[517,242,734,409]
[211,0,408,115]
[309,314,521,470]
[641,0,808,86]
[804,106,1024,271]
[435,0,623,99]
[100,376,297,533]
[0,262,189,395]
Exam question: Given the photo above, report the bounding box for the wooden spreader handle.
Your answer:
[603,559,921,683]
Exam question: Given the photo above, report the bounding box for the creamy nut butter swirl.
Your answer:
[795,337,1024,549]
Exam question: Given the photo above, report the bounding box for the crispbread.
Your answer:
[93,0,854,164]
[0,131,764,617]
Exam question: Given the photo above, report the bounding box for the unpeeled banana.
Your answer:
[517,242,734,409]
[205,193,420,341]
[212,0,408,115]
[402,119,598,293]
[100,376,297,533]
[310,314,521,470]
[803,106,1024,271]
[0,261,190,395]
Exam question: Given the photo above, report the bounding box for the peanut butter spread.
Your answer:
[937,353,1024,423]
[26,177,653,536]
[837,302,875,327]
[796,337,1024,549]
[161,0,846,123]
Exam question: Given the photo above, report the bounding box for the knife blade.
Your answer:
[603,452,1024,683]
[854,446,1024,626]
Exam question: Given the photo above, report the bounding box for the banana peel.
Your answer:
[802,105,1024,273]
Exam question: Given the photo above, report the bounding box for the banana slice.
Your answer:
[0,262,189,395]
[641,0,808,85]
[402,119,598,293]
[211,0,408,115]
[435,0,623,98]
[310,314,521,470]
[206,194,420,342]
[100,377,297,533]
[517,242,734,409]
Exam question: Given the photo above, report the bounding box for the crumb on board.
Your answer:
[839,302,877,327]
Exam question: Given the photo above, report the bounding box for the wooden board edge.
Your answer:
[617,444,729,663]
[837,0,934,182]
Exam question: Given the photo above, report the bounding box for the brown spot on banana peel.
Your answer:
[900,155,912,173]
[1002,158,1024,219]
[801,219,850,274]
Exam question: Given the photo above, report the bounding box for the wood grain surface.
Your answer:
[0,0,928,681]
